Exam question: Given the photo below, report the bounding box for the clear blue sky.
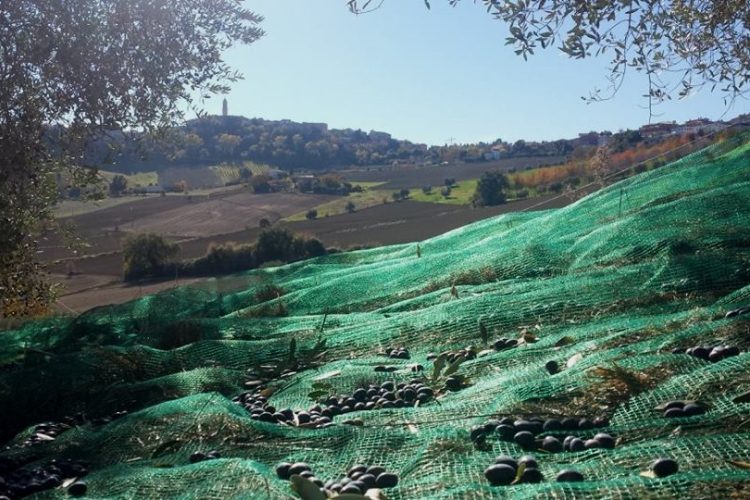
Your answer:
[206,0,747,146]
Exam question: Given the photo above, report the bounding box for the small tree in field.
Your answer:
[109,175,128,196]
[123,234,179,281]
[473,171,510,207]
[345,201,356,213]
[306,209,318,220]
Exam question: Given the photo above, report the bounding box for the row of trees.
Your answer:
[123,228,326,281]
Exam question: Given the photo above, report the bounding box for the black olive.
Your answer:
[556,469,584,482]
[543,418,561,431]
[470,425,486,442]
[493,455,518,470]
[275,462,292,480]
[484,464,516,486]
[444,377,462,391]
[496,424,515,440]
[542,436,563,453]
[348,465,368,477]
[545,360,559,374]
[578,418,594,430]
[514,431,536,449]
[340,484,362,494]
[561,417,579,429]
[682,403,705,416]
[67,481,88,497]
[650,458,679,477]
[358,473,377,489]
[664,408,685,418]
[288,463,311,476]
[520,467,544,483]
[593,433,615,449]
[375,472,399,488]
[584,439,600,449]
[366,466,386,477]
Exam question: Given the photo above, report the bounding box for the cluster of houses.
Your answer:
[638,118,728,139]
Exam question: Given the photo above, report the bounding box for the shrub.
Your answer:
[255,227,296,262]
[306,209,318,220]
[255,284,284,303]
[345,201,356,213]
[186,242,255,276]
[250,175,271,193]
[472,171,509,206]
[122,233,179,281]
[302,238,327,258]
[109,174,128,196]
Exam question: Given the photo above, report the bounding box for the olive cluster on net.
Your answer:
[379,346,410,359]
[276,462,399,496]
[0,457,88,499]
[234,380,434,429]
[18,410,128,449]
[660,400,707,418]
[484,454,584,486]
[672,344,740,363]
[470,415,610,450]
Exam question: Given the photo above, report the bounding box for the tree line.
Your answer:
[82,115,584,174]
[123,228,327,282]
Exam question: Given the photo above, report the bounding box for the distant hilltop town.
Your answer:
[638,118,726,139]
[80,106,750,173]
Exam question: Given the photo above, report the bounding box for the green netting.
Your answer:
[2,134,750,498]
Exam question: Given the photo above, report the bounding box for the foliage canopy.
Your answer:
[0,0,263,316]
[473,170,509,206]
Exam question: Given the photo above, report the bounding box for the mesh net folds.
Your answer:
[2,134,750,498]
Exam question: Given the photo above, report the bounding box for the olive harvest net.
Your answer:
[2,133,750,499]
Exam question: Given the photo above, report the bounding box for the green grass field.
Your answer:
[99,170,159,187]
[284,182,393,221]
[53,195,146,217]
[411,179,478,205]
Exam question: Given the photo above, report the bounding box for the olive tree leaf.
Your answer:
[510,462,527,485]
[431,354,447,382]
[290,475,326,500]
[150,439,183,459]
[443,357,464,378]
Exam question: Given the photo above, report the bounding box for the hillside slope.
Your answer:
[1,135,750,498]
